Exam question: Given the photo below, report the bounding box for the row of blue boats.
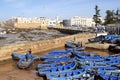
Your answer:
[37,50,120,80]
[11,41,120,80]
[88,34,120,44]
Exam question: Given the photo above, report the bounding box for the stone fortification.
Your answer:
[14,23,47,29]
[0,33,94,61]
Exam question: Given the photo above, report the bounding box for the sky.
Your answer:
[0,0,120,21]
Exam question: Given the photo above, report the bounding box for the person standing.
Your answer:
[26,48,32,61]
[28,48,32,54]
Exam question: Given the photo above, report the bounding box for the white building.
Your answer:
[63,16,95,27]
[70,16,95,27]
[48,16,62,26]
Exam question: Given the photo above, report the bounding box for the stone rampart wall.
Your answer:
[14,23,47,29]
[0,33,94,61]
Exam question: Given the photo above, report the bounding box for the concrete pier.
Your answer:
[85,43,110,50]
[48,27,87,34]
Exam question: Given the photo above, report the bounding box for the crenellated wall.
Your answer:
[0,33,94,61]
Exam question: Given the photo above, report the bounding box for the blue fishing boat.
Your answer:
[40,50,72,60]
[65,41,85,51]
[105,34,120,43]
[88,34,120,43]
[46,69,88,80]
[12,51,39,69]
[72,50,91,56]
[48,50,70,55]
[88,35,106,43]
[65,41,78,48]
[11,52,25,60]
[37,62,77,76]
[17,52,39,69]
[37,60,77,70]
[75,54,105,62]
[80,61,107,68]
[17,56,34,69]
[106,59,120,65]
[66,47,85,52]
[97,66,119,72]
[104,54,120,59]
[37,61,73,69]
[11,52,39,60]
[99,70,120,80]
[110,38,120,44]
[43,57,75,63]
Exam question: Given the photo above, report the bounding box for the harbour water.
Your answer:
[0,47,111,80]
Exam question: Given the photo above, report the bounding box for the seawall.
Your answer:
[0,33,94,61]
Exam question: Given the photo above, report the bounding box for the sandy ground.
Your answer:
[0,57,44,80]
[0,47,110,80]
